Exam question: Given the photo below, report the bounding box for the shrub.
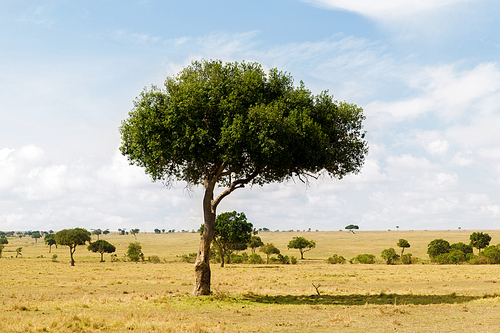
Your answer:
[479,245,500,264]
[290,256,297,265]
[148,255,161,263]
[327,254,346,264]
[434,250,467,264]
[381,248,400,265]
[51,254,58,262]
[277,254,290,264]
[127,242,144,262]
[180,253,197,263]
[401,253,413,264]
[427,239,451,261]
[230,252,248,264]
[247,253,264,264]
[351,253,375,264]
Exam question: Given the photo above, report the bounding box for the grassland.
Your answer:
[2,230,500,332]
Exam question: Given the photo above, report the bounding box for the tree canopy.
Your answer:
[119,59,368,295]
[427,239,451,260]
[469,232,491,252]
[55,228,91,266]
[260,243,280,264]
[288,236,316,259]
[88,240,116,262]
[396,239,410,256]
[201,211,253,267]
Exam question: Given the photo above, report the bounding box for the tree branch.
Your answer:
[212,169,260,209]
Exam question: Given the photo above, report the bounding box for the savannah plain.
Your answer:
[2,230,500,332]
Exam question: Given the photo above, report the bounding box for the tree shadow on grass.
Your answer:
[242,292,499,306]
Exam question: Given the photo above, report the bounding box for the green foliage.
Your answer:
[91,229,102,240]
[327,254,346,264]
[351,254,375,264]
[287,237,316,259]
[345,224,359,230]
[180,253,197,263]
[381,248,400,265]
[433,250,467,264]
[427,239,451,260]
[247,253,264,264]
[400,253,413,265]
[202,211,253,267]
[451,242,473,254]
[87,240,116,262]
[260,243,280,264]
[15,247,22,258]
[51,254,58,262]
[119,59,368,188]
[130,228,140,240]
[248,236,264,254]
[0,237,8,244]
[290,256,297,265]
[396,239,410,255]
[479,245,500,264]
[469,232,491,252]
[148,255,161,263]
[127,242,144,262]
[230,252,249,264]
[31,231,41,243]
[0,244,4,258]
[55,228,91,266]
[276,254,290,264]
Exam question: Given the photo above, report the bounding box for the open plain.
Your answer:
[2,230,500,332]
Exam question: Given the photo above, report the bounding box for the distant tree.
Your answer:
[396,239,410,256]
[162,229,165,233]
[15,247,22,258]
[154,228,161,234]
[127,242,144,262]
[118,228,126,235]
[44,234,57,252]
[427,239,451,260]
[345,224,359,230]
[248,236,264,254]
[469,232,491,252]
[55,228,91,266]
[381,247,400,265]
[130,228,140,240]
[260,243,280,264]
[88,240,116,262]
[103,229,110,235]
[92,229,102,240]
[450,242,473,255]
[32,231,41,244]
[479,245,500,264]
[288,237,316,259]
[0,237,8,245]
[200,211,253,267]
[0,244,4,258]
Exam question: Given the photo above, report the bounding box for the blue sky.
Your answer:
[1,0,500,232]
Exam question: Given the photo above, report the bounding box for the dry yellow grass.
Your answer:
[1,230,500,332]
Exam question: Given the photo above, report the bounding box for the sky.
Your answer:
[1,0,500,232]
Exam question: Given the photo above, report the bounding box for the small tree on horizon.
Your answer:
[32,231,41,244]
[44,234,56,253]
[397,239,410,256]
[130,228,140,240]
[288,237,316,259]
[88,240,116,262]
[260,243,280,264]
[55,228,91,266]
[92,229,102,240]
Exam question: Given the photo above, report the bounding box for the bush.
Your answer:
[148,255,161,263]
[401,253,413,264]
[127,242,144,262]
[479,245,500,264]
[290,256,297,265]
[427,239,451,261]
[51,254,58,262]
[230,252,248,264]
[247,253,264,264]
[277,254,290,264]
[351,253,375,264]
[327,254,346,264]
[180,253,197,263]
[434,250,467,264]
[381,248,400,265]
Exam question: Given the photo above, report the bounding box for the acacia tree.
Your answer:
[200,211,253,267]
[44,234,56,252]
[88,240,116,262]
[55,228,91,266]
[130,228,140,240]
[119,60,368,295]
[288,236,316,259]
[92,229,102,240]
[248,236,264,254]
[397,239,410,256]
[260,243,280,264]
[469,232,491,252]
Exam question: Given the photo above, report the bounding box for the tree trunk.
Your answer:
[300,249,304,260]
[70,247,75,266]
[100,252,104,262]
[193,183,216,295]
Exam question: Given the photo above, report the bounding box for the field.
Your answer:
[2,230,500,332]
